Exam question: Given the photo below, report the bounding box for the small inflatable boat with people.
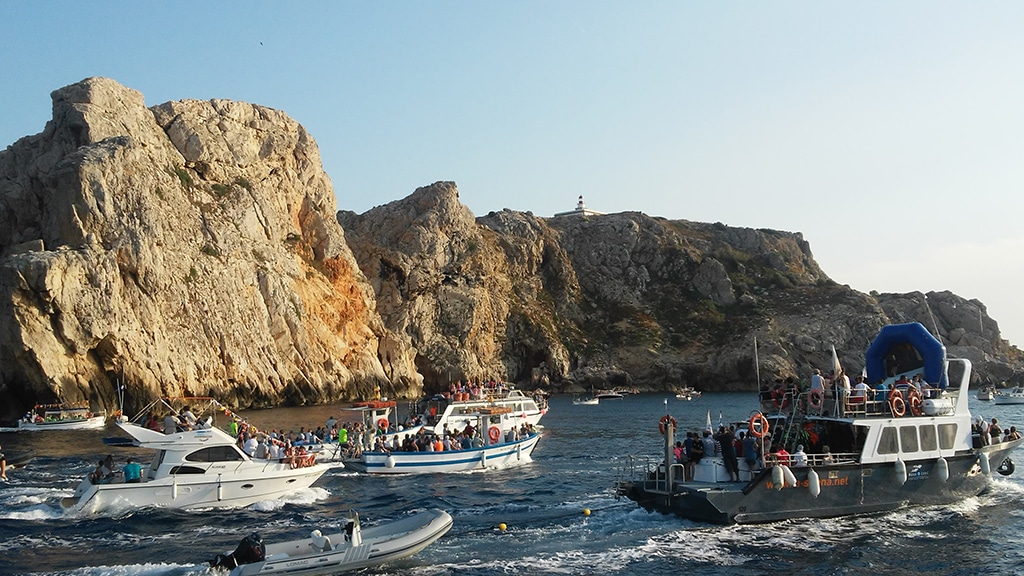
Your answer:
[208,508,453,576]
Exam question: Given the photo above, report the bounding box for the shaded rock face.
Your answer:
[0,78,420,419]
[3,79,1022,421]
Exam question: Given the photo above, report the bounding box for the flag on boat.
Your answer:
[832,344,843,377]
[718,411,723,429]
[706,410,711,432]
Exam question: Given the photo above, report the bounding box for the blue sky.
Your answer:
[4,3,1024,347]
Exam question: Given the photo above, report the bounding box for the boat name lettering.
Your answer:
[285,559,311,567]
[765,475,849,490]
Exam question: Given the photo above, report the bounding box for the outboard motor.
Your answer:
[210,532,265,569]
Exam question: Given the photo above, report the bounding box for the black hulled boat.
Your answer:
[616,323,1022,524]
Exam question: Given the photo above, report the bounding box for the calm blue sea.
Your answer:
[2,393,1023,576]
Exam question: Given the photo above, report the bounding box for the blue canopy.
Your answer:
[864,322,946,387]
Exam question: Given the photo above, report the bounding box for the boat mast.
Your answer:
[754,336,760,390]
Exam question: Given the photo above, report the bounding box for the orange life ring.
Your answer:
[808,389,824,411]
[906,388,923,416]
[889,392,906,418]
[658,415,678,435]
[749,413,769,438]
[771,385,789,410]
[377,418,389,431]
[488,426,501,443]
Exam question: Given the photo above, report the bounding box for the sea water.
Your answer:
[1,393,1023,575]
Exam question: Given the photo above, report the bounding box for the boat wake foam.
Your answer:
[247,486,330,511]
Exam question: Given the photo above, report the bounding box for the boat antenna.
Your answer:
[754,335,760,389]
[116,375,126,422]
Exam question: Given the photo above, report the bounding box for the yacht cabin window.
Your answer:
[899,426,919,453]
[877,427,898,455]
[919,425,938,451]
[937,423,957,450]
[186,446,245,462]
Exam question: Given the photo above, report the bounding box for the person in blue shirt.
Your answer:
[122,457,142,483]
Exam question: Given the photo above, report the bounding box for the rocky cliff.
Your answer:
[0,78,420,420]
[342,185,1024,393]
[2,78,1022,420]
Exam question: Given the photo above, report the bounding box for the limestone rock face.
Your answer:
[0,77,419,419]
[338,183,576,389]
[3,78,1023,421]
[342,190,1024,394]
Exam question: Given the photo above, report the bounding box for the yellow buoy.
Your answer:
[583,508,591,516]
[498,523,507,532]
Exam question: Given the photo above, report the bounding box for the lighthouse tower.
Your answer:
[553,195,604,218]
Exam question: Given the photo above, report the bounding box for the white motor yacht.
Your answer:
[61,422,340,514]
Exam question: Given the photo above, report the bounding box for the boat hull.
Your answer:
[346,433,540,474]
[16,415,106,431]
[227,509,453,576]
[992,396,1024,405]
[62,463,337,514]
[618,441,1021,524]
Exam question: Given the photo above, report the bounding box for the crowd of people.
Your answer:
[672,424,762,482]
[377,422,537,455]
[973,416,1022,446]
[760,367,949,417]
[672,422,843,483]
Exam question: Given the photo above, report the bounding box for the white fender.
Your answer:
[384,456,396,469]
[171,478,178,500]
[936,457,949,481]
[807,468,821,498]
[772,465,784,490]
[895,458,907,485]
[480,450,487,468]
[979,453,991,475]
[782,465,797,488]
[217,474,223,501]
[517,443,522,461]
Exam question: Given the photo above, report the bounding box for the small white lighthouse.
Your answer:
[553,195,604,218]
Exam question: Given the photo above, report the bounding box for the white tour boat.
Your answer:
[993,386,1024,405]
[209,509,453,576]
[344,407,541,474]
[61,422,340,514]
[11,403,106,431]
[617,322,1023,524]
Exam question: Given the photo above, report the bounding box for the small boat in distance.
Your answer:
[675,387,701,401]
[977,386,995,401]
[993,386,1024,405]
[616,322,1023,525]
[573,396,599,405]
[9,403,106,431]
[595,390,624,399]
[209,509,453,576]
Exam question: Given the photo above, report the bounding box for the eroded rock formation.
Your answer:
[2,78,1022,421]
[0,78,419,419]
